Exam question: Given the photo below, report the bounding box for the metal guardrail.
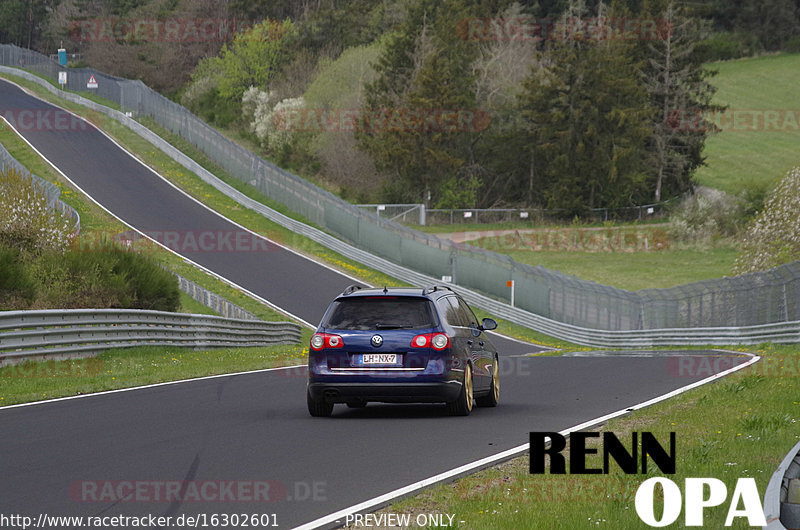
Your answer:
[3,64,800,347]
[0,309,303,366]
[173,273,259,321]
[764,441,800,529]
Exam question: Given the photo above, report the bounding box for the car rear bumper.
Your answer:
[307,381,462,404]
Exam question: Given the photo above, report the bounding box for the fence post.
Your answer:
[784,284,789,321]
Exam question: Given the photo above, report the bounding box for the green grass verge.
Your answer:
[369,344,800,529]
[0,342,308,407]
[696,53,800,195]
[178,291,217,315]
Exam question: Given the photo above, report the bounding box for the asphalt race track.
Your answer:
[0,79,757,529]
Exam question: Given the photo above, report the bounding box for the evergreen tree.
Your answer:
[517,14,653,211]
[638,0,721,202]
[360,0,480,206]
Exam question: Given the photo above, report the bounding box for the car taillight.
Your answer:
[411,333,450,351]
[310,333,343,351]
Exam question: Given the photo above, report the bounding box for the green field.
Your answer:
[696,53,800,194]
[484,246,738,291]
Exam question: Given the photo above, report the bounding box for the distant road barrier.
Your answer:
[0,309,302,366]
[173,273,260,321]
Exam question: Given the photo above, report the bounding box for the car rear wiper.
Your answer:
[375,324,405,329]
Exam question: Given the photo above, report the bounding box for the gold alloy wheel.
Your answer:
[464,363,473,413]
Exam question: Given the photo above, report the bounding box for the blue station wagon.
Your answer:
[306,285,500,417]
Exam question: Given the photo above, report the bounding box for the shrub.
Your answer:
[243,87,305,153]
[109,249,180,311]
[12,245,180,312]
[0,246,35,306]
[0,167,76,254]
[735,167,800,273]
[669,188,746,244]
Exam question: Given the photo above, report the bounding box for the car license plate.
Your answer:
[360,353,398,365]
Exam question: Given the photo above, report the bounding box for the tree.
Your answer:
[517,10,654,211]
[214,18,297,101]
[360,0,480,206]
[0,0,57,50]
[638,1,721,202]
[467,2,540,207]
[187,18,296,104]
[0,0,26,46]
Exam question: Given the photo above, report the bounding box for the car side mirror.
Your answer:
[480,318,498,331]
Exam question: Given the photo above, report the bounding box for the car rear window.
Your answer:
[324,297,436,331]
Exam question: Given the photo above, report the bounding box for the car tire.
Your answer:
[476,356,499,407]
[446,363,473,416]
[307,388,333,417]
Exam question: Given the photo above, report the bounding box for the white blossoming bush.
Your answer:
[669,187,745,244]
[0,166,75,254]
[735,166,800,273]
[242,87,305,152]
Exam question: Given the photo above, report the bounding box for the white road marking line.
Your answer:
[0,365,307,411]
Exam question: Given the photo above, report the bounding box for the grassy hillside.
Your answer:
[696,53,800,194]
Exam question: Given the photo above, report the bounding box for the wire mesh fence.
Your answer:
[424,204,672,226]
[3,43,798,332]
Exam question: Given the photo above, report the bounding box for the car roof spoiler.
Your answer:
[341,284,364,296]
[422,285,454,295]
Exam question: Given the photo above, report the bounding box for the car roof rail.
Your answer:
[341,284,364,296]
[422,285,454,295]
